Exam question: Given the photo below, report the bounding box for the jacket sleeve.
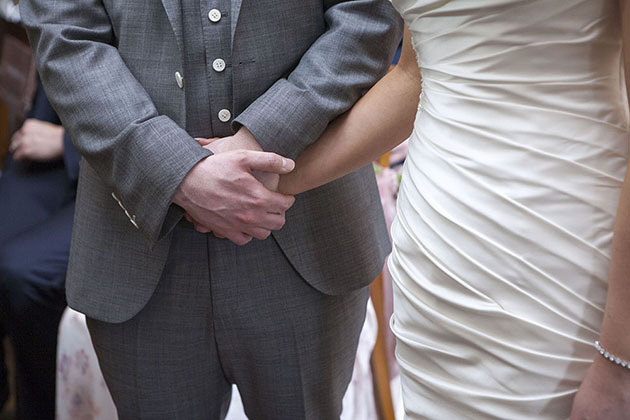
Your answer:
[233,0,404,160]
[20,0,211,247]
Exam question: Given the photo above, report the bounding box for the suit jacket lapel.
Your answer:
[231,0,243,43]
[160,0,184,54]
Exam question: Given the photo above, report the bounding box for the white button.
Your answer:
[218,109,231,122]
[212,58,226,73]
[208,9,221,22]
[175,72,184,89]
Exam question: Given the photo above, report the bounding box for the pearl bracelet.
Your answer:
[594,340,630,370]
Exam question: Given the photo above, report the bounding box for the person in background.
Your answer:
[0,77,80,420]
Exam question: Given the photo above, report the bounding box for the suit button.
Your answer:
[218,109,231,122]
[208,9,221,22]
[212,58,226,73]
[175,72,184,89]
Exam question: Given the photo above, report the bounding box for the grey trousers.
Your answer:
[87,225,370,420]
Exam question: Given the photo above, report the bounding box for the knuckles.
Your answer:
[267,153,279,168]
[251,195,267,209]
[233,236,253,246]
[236,211,257,225]
[234,150,250,165]
[244,187,270,210]
[272,216,286,230]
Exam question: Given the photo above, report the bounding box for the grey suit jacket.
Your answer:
[21,0,403,323]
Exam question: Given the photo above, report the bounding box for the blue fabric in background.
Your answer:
[0,77,77,420]
[392,41,403,65]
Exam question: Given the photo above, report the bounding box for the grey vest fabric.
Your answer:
[182,0,234,138]
[20,0,403,323]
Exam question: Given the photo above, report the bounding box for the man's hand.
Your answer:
[10,119,64,162]
[196,127,280,191]
[173,149,295,245]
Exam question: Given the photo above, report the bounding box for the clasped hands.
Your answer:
[173,127,296,246]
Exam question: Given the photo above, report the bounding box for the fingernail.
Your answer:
[283,158,295,170]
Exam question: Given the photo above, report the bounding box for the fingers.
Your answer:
[258,212,286,231]
[265,191,296,214]
[241,150,295,175]
[12,142,27,161]
[239,183,295,216]
[195,137,220,146]
[13,149,25,161]
[210,228,255,245]
[9,131,22,153]
[193,223,212,234]
[241,181,295,215]
[196,227,264,245]
[194,211,279,241]
[196,137,222,154]
[247,227,272,241]
[193,225,241,245]
[224,231,253,246]
[253,171,280,192]
[191,215,260,244]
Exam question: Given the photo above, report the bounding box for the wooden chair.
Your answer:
[371,273,396,420]
[370,150,397,420]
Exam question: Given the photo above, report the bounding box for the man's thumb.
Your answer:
[244,151,295,174]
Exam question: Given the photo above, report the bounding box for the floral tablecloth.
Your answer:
[56,308,117,420]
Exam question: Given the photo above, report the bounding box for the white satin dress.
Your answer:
[388,0,630,418]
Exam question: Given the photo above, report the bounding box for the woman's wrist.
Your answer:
[598,316,630,362]
[278,173,298,196]
[278,166,309,196]
[595,340,630,370]
[589,351,630,389]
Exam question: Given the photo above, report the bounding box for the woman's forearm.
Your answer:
[279,27,422,195]
[597,0,630,359]
[599,164,630,358]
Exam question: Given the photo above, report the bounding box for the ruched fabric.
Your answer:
[388,0,629,418]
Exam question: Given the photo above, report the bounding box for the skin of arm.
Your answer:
[570,1,630,418]
[278,26,421,195]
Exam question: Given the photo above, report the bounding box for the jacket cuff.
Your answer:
[141,138,212,247]
[233,79,322,160]
[106,117,213,248]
